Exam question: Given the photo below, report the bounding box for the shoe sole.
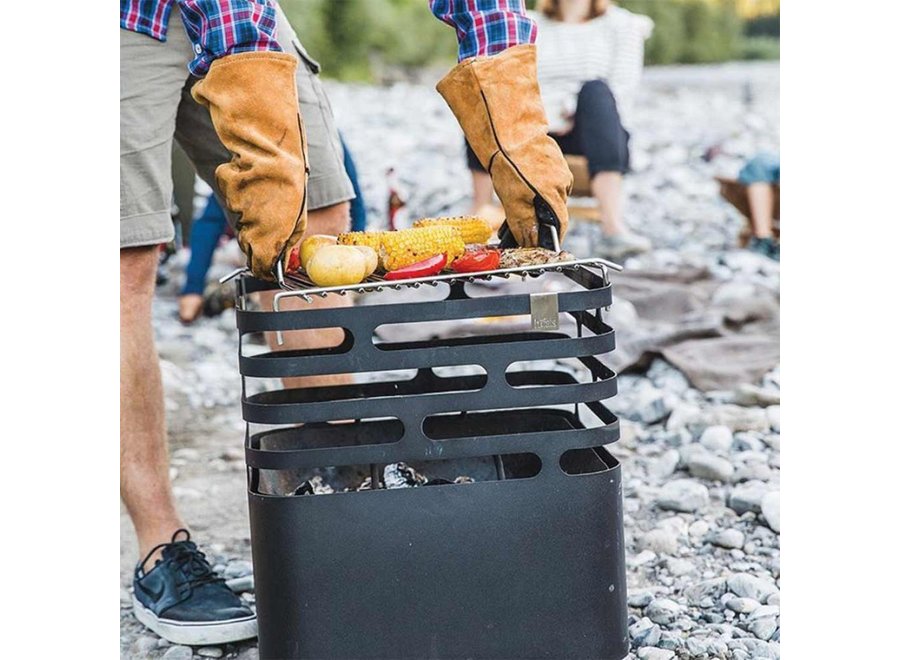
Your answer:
[132,594,258,645]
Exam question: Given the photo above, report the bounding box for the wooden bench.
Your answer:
[715,176,780,247]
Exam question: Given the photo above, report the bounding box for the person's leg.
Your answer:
[121,247,186,558]
[570,80,649,256]
[746,182,775,239]
[569,80,630,236]
[179,196,228,323]
[120,17,194,561]
[340,134,368,232]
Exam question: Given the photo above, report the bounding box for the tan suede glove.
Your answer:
[192,52,308,280]
[437,44,572,248]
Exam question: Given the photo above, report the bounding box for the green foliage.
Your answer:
[280,0,456,80]
[738,35,780,60]
[745,12,780,38]
[280,0,777,81]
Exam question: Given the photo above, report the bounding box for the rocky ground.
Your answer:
[121,61,780,659]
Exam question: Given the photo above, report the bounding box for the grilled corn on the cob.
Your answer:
[413,216,492,244]
[379,226,465,271]
[337,231,385,251]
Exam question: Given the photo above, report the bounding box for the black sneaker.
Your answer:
[131,529,257,645]
[748,237,780,262]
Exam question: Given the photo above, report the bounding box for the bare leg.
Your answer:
[469,170,495,213]
[257,202,354,390]
[590,171,625,235]
[746,182,775,239]
[121,246,186,562]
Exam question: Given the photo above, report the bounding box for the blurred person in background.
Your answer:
[466,0,653,258]
[739,151,780,261]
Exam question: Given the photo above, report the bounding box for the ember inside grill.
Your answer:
[235,262,628,660]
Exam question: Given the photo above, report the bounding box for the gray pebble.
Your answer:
[713,529,745,549]
[162,646,193,660]
[646,598,682,626]
[131,636,160,655]
[629,616,662,648]
[197,648,224,658]
[760,490,780,533]
[224,560,253,579]
[727,481,769,514]
[665,558,694,576]
[640,528,679,555]
[687,452,735,482]
[728,573,779,602]
[648,449,680,479]
[699,425,733,453]
[684,578,726,606]
[637,648,675,660]
[628,589,654,608]
[748,616,778,641]
[657,479,709,513]
[725,597,760,614]
[226,575,255,593]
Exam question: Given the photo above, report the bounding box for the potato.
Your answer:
[352,245,378,276]
[306,245,368,287]
[299,234,337,268]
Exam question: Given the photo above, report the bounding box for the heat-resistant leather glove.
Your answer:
[437,44,572,248]
[192,52,308,280]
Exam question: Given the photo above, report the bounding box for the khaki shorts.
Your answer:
[120,6,354,248]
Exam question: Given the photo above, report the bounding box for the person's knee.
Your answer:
[578,79,617,110]
[120,246,158,301]
[307,201,351,236]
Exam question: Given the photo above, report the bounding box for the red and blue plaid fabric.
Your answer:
[120,1,281,76]
[430,0,536,61]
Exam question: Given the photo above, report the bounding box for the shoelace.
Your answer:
[139,529,226,591]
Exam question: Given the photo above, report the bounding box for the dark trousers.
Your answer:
[466,79,630,177]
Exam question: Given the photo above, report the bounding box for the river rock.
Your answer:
[687,452,735,482]
[637,648,675,660]
[726,597,760,614]
[162,647,193,660]
[761,490,780,532]
[630,617,662,648]
[640,528,679,555]
[684,578,727,606]
[628,589,654,608]
[657,479,709,512]
[727,481,769,514]
[648,449,681,479]
[646,598,683,625]
[699,425,734,453]
[728,573,778,602]
[713,528,745,549]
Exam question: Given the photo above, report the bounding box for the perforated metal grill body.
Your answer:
[236,269,628,659]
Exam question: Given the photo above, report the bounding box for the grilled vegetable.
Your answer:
[299,234,337,268]
[337,231,385,252]
[499,247,576,269]
[451,248,500,273]
[305,245,369,286]
[384,253,447,280]
[379,226,465,271]
[352,245,378,277]
[413,216,492,244]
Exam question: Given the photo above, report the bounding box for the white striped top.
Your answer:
[530,7,653,132]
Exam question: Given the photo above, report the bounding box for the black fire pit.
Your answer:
[234,259,628,659]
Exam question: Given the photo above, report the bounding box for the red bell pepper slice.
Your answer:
[384,253,448,280]
[451,249,500,273]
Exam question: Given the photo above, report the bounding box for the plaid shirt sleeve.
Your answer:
[429,0,537,61]
[178,0,282,77]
